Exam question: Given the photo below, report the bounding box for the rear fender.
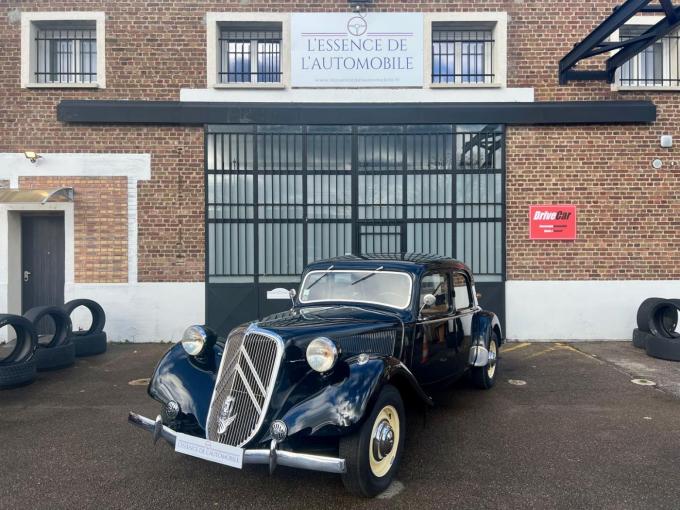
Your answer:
[277,355,432,440]
[468,310,503,367]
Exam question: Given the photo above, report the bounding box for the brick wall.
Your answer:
[1,1,678,282]
[20,176,129,282]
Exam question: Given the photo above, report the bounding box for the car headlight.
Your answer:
[181,325,209,356]
[306,337,338,373]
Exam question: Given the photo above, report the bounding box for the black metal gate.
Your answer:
[205,123,505,334]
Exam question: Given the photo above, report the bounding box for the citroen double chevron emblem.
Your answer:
[217,396,237,434]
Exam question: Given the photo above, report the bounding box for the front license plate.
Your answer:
[175,432,243,469]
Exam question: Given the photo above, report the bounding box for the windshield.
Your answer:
[299,270,412,309]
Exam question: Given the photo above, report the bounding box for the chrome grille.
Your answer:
[206,328,283,447]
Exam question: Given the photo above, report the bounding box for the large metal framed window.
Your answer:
[617,26,679,87]
[218,23,282,83]
[206,124,505,283]
[33,22,96,84]
[432,23,495,84]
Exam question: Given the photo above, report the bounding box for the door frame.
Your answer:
[0,202,74,315]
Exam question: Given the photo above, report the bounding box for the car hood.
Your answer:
[256,305,403,342]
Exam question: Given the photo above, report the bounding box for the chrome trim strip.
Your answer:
[235,365,263,414]
[128,412,346,474]
[238,345,267,397]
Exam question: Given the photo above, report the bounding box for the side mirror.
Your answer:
[289,288,297,299]
[419,293,436,318]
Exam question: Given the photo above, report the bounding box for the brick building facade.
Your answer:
[1,1,678,341]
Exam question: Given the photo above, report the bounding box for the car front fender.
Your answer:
[147,343,220,434]
[468,310,503,366]
[276,355,432,440]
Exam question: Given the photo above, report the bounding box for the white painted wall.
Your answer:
[65,283,205,342]
[506,280,680,341]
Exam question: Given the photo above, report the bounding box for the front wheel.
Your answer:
[339,384,405,497]
[471,332,499,389]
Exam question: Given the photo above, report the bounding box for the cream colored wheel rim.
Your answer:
[487,339,498,379]
[369,405,400,478]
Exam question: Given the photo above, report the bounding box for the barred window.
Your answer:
[33,22,97,84]
[219,23,282,84]
[618,26,678,87]
[432,24,494,84]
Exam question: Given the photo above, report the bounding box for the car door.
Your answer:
[450,271,475,373]
[413,271,458,385]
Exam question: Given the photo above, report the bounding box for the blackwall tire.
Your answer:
[645,335,680,362]
[636,298,664,332]
[0,358,37,389]
[648,300,679,339]
[23,306,72,348]
[62,299,106,336]
[339,384,405,498]
[0,314,37,366]
[35,341,76,371]
[632,328,654,349]
[72,331,107,357]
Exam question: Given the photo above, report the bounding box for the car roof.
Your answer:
[304,253,472,275]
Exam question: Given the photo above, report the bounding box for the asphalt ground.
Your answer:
[1,341,679,510]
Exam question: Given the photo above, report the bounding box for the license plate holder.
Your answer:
[175,432,243,469]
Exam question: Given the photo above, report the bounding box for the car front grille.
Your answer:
[206,327,283,447]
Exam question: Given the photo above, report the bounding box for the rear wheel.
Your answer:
[339,384,405,498]
[471,332,499,389]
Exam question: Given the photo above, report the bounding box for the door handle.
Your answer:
[23,270,31,282]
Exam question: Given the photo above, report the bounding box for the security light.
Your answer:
[24,151,41,163]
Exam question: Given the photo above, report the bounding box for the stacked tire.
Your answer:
[0,314,38,388]
[24,306,76,371]
[633,298,680,361]
[62,299,107,357]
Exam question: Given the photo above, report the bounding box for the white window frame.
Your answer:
[611,15,680,91]
[425,12,507,89]
[21,11,105,89]
[206,13,289,89]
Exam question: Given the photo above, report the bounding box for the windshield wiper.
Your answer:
[351,266,384,286]
[305,265,334,291]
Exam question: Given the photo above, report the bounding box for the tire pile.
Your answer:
[0,299,107,389]
[633,297,680,361]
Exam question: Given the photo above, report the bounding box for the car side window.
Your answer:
[420,272,450,316]
[452,272,472,311]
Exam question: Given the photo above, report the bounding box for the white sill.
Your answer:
[212,82,285,90]
[24,82,101,89]
[429,82,503,89]
[612,84,680,92]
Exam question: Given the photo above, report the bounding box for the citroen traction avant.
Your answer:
[129,254,502,497]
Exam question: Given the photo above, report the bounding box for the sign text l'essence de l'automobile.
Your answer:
[291,13,424,87]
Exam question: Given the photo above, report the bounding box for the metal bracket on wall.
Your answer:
[559,0,680,84]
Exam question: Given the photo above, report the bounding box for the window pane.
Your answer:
[420,273,450,314]
[34,25,96,84]
[219,24,282,84]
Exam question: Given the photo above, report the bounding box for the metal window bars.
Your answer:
[219,24,282,83]
[205,124,505,283]
[432,27,495,84]
[34,26,97,84]
[618,27,680,86]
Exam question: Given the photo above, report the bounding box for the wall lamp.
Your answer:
[24,151,42,163]
[348,0,372,12]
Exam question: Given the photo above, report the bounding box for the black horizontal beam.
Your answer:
[57,100,656,126]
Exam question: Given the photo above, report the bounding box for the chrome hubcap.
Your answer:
[372,419,395,461]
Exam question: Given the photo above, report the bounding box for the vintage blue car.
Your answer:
[129,254,503,497]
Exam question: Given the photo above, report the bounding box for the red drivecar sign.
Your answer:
[529,205,577,240]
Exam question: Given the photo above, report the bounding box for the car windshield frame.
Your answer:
[298,269,414,310]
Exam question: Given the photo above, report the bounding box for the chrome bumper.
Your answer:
[128,412,346,474]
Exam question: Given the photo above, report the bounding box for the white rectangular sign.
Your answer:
[175,432,243,469]
[291,13,423,88]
